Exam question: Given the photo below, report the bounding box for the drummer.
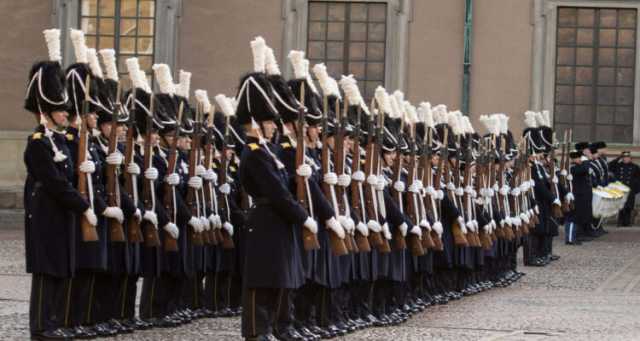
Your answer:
[609,151,640,227]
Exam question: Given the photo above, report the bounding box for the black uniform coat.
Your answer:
[239,137,308,289]
[532,162,554,235]
[571,161,592,227]
[24,127,91,278]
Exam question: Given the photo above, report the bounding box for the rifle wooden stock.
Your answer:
[123,112,143,243]
[202,144,219,245]
[350,108,371,253]
[77,116,99,242]
[142,124,160,248]
[218,137,235,250]
[186,131,203,246]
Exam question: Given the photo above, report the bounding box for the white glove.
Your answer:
[560,169,568,177]
[106,152,124,166]
[203,169,217,182]
[103,206,124,224]
[127,162,141,175]
[200,216,211,231]
[208,214,222,229]
[580,156,589,162]
[163,222,179,239]
[223,221,234,236]
[411,180,424,193]
[165,173,180,186]
[447,182,456,191]
[511,188,521,196]
[296,164,313,178]
[432,221,443,236]
[338,174,351,187]
[143,211,158,228]
[487,188,495,197]
[566,174,573,181]
[84,208,98,226]
[367,220,382,233]
[499,185,510,196]
[482,224,490,233]
[535,205,540,214]
[466,220,476,233]
[367,174,378,186]
[303,217,318,234]
[420,219,431,231]
[393,181,406,193]
[425,186,436,196]
[79,160,96,174]
[521,212,530,224]
[436,190,445,200]
[189,216,203,233]
[219,183,231,195]
[398,222,408,237]
[410,225,422,238]
[324,172,338,186]
[188,176,203,189]
[134,208,141,222]
[326,217,346,239]
[565,192,575,201]
[352,170,365,182]
[457,217,468,234]
[552,176,559,184]
[376,178,386,191]
[553,198,561,206]
[144,167,159,180]
[455,187,464,196]
[356,222,369,237]
[513,216,522,227]
[382,223,392,240]
[195,165,207,177]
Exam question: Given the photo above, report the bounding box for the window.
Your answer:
[307,1,387,102]
[554,7,637,143]
[80,0,156,87]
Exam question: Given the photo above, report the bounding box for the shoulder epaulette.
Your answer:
[32,132,42,140]
[248,143,259,151]
[66,133,74,141]
[281,142,291,149]
[229,165,237,172]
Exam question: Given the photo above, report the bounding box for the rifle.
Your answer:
[373,100,392,252]
[123,88,144,243]
[548,133,563,219]
[334,98,357,252]
[202,111,219,245]
[476,140,494,249]
[390,117,407,251]
[498,137,515,240]
[186,104,204,246]
[105,82,126,242]
[363,99,388,252]
[404,121,425,256]
[218,103,235,249]
[297,84,322,252]
[461,137,481,247]
[77,76,99,242]
[349,104,371,252]
[442,129,468,246]
[161,102,184,252]
[421,128,441,250]
[141,95,161,247]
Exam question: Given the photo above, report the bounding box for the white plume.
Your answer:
[462,116,475,134]
[195,89,212,114]
[534,111,545,127]
[432,104,448,124]
[139,70,151,93]
[43,29,62,62]
[420,102,435,128]
[490,114,501,135]
[496,113,509,134]
[99,49,118,81]
[69,28,88,63]
[152,64,175,95]
[404,101,418,124]
[86,48,103,78]
[303,60,319,94]
[265,47,280,76]
[374,86,391,114]
[542,110,551,127]
[328,78,341,99]
[339,75,361,106]
[524,110,538,128]
[250,36,266,73]
[479,115,492,134]
[176,70,192,98]
[312,63,336,96]
[288,50,307,79]
[388,95,402,119]
[393,91,405,110]
[447,111,461,135]
[126,58,147,91]
[215,94,235,117]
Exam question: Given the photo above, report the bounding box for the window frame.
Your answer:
[282,0,411,93]
[532,0,640,145]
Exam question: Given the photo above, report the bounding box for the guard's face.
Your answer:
[100,122,112,138]
[583,149,592,158]
[50,110,69,127]
[344,136,353,152]
[262,120,277,139]
[623,156,632,163]
[116,124,126,142]
[87,113,97,129]
[150,133,160,147]
[307,125,319,142]
[177,136,191,150]
[431,154,440,165]
[383,151,396,166]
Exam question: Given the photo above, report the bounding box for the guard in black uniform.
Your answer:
[610,151,640,226]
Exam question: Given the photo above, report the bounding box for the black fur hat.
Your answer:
[288,78,323,126]
[235,72,279,126]
[575,141,590,151]
[24,61,70,115]
[65,63,101,119]
[269,75,299,124]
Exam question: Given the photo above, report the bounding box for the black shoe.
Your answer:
[309,325,333,339]
[550,254,560,261]
[326,324,347,336]
[155,316,179,328]
[70,326,96,339]
[297,326,320,341]
[125,317,152,330]
[31,328,73,340]
[219,307,235,317]
[245,334,278,341]
[93,322,118,337]
[566,240,582,245]
[274,328,306,341]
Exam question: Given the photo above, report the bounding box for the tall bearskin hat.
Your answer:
[536,110,554,153]
[261,47,299,125]
[234,37,279,126]
[152,63,179,135]
[98,49,128,125]
[24,29,70,115]
[286,51,321,126]
[66,29,103,119]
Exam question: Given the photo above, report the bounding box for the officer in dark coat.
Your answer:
[24,29,99,340]
[610,151,640,226]
[236,40,319,340]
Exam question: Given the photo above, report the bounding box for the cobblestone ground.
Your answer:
[2,228,640,340]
